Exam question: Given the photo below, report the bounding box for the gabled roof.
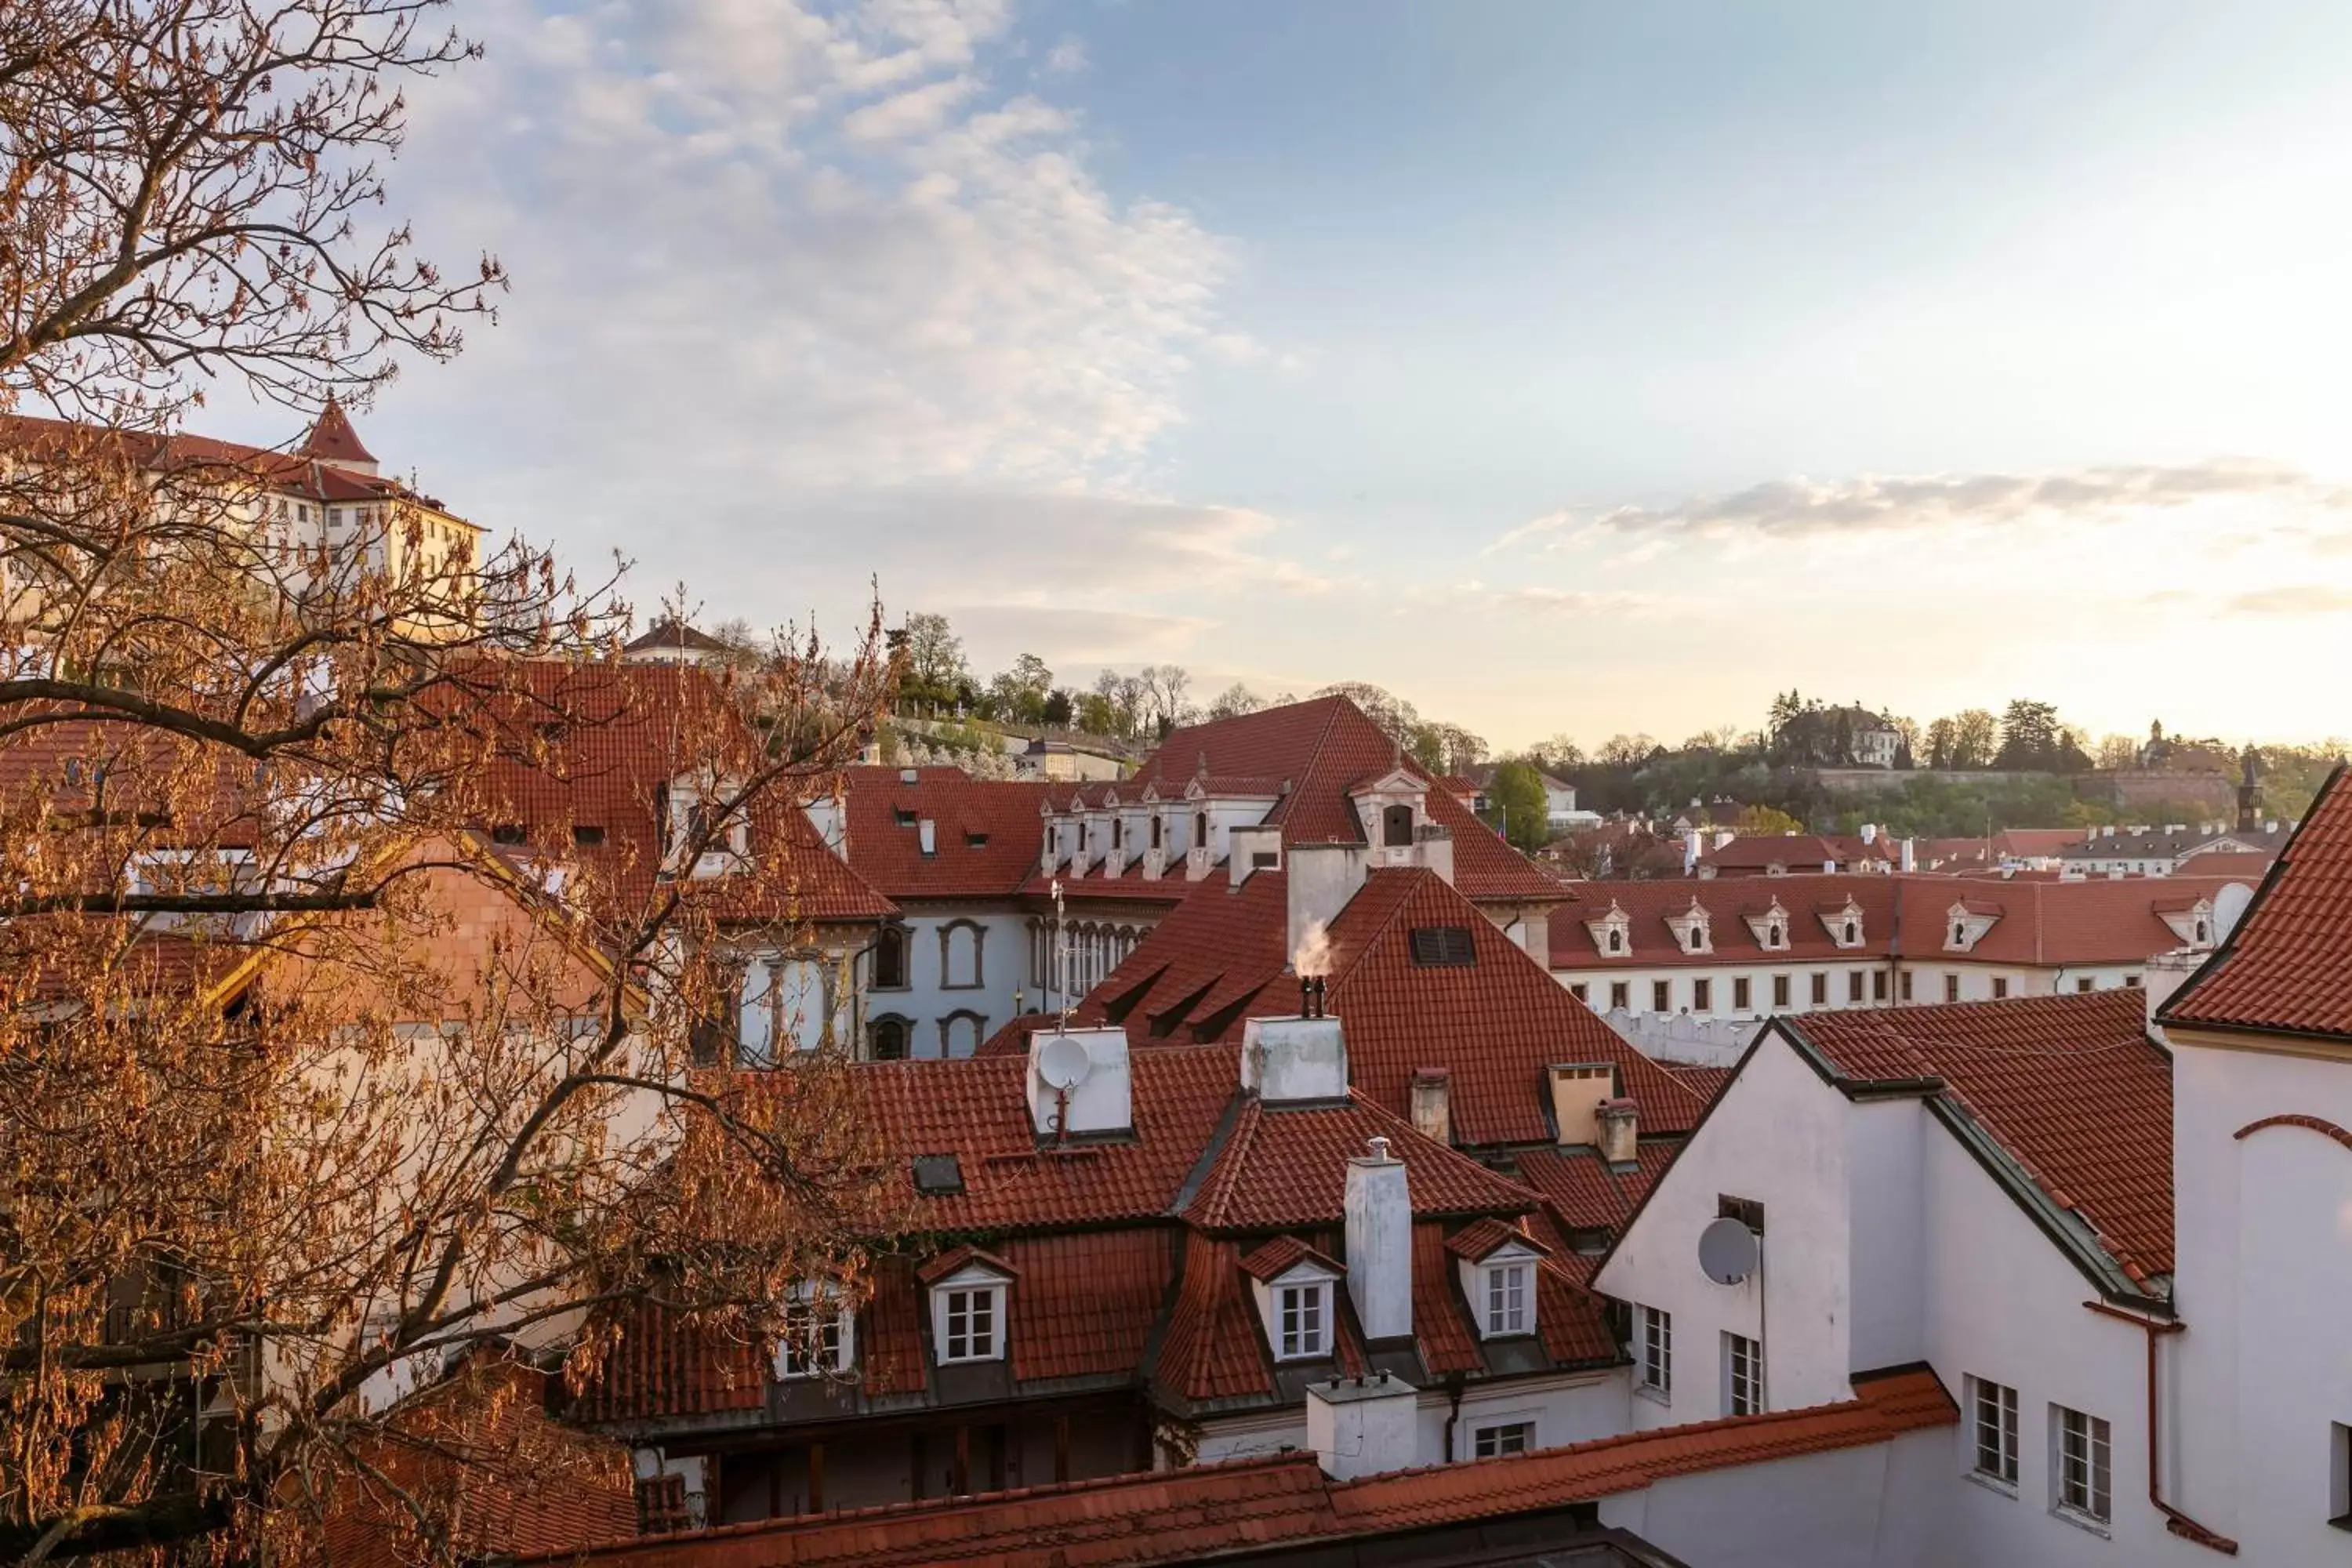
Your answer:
[1443,1216,1549,1262]
[1067,868,1702,1145]
[1180,1096,1537,1232]
[1136,699,1565,903]
[1237,1234,1343,1281]
[1782,989,2173,1295]
[0,410,462,513]
[838,767,1053,899]
[620,618,730,655]
[446,659,895,924]
[514,1367,1955,1568]
[1551,874,1897,968]
[2162,765,2352,1041]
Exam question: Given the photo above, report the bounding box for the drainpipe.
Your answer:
[1440,1374,1466,1462]
[2080,1301,2238,1555]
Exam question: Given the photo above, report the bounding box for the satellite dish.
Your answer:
[1036,1033,1092,1091]
[1697,1217,1759,1286]
[2213,883,2255,944]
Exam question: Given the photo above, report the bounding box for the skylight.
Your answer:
[1409,927,1476,967]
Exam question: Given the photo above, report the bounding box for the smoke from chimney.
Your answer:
[1293,917,1332,978]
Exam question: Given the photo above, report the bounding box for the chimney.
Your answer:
[1242,1014,1348,1102]
[1860,822,1878,845]
[917,818,937,855]
[1230,824,1283,887]
[1682,827,1701,873]
[1408,1067,1451,1145]
[1025,1025,1132,1137]
[1899,837,1916,873]
[1287,843,1367,967]
[1306,1373,1420,1480]
[1548,1064,1615,1146]
[1344,1136,1413,1341]
[1595,1098,1638,1167]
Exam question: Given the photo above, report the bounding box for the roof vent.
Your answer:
[899,768,918,784]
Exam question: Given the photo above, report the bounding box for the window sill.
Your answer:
[936,1354,1004,1367]
[2052,1506,2112,1539]
[1963,1471,2017,1500]
[1635,1383,1671,1408]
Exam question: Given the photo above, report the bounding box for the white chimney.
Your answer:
[1344,1135,1413,1341]
[1899,837,1917,873]
[917,818,937,855]
[1231,824,1283,887]
[1243,1014,1348,1102]
[1595,1098,1638,1167]
[1287,843,1367,968]
[1860,822,1878,845]
[1306,1373,1419,1479]
[1025,1025,1132,1137]
[1682,827,1701,873]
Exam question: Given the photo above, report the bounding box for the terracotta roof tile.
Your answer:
[2165,765,2352,1039]
[1004,1230,1173,1383]
[1138,699,1565,904]
[1179,1095,1534,1232]
[513,1368,1955,1567]
[1443,1216,1548,1262]
[1154,1235,1272,1403]
[1788,989,2172,1283]
[1409,1223,1484,1376]
[839,768,1055,899]
[1511,1145,1668,1231]
[1238,1235,1342,1281]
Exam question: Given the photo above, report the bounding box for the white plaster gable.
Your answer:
[1817,898,1867,949]
[1586,900,1632,958]
[1941,902,2000,953]
[1743,898,1791,951]
[1664,898,1712,956]
[2156,897,2217,949]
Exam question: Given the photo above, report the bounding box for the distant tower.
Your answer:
[2237,746,2264,833]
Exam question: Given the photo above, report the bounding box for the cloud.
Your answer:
[386,0,1254,608]
[1043,36,1088,74]
[2220,585,2352,616]
[1493,459,2316,550]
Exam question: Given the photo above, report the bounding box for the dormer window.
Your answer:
[1483,1258,1531,1336]
[1842,920,1857,945]
[1383,803,1414,848]
[773,1284,854,1379]
[922,1250,1015,1365]
[1194,810,1209,848]
[1666,901,1711,956]
[1588,903,1633,958]
[1951,921,1965,945]
[1276,1279,1329,1359]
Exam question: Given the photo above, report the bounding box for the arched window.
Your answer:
[1112,818,1123,850]
[870,1016,909,1061]
[2194,919,2209,943]
[875,926,909,989]
[941,1011,985,1058]
[940,921,984,989]
[1193,811,1209,849]
[1382,804,1414,848]
[1842,920,1857,946]
[1606,927,1624,954]
[1151,815,1163,849]
[1951,921,1966,946]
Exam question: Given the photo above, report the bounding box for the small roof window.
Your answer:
[911,1153,964,1196]
[1409,927,1477,967]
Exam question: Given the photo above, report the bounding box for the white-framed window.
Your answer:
[1483,1261,1530,1337]
[1638,1305,1671,1399]
[773,1286,853,1379]
[1472,1421,1534,1458]
[938,1284,1001,1363]
[1723,1331,1763,1417]
[2053,1405,2111,1527]
[1969,1376,2019,1488]
[1276,1281,1329,1359]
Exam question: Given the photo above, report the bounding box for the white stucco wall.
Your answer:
[1553,960,1892,1021]
[1599,1430,1948,1568]
[2169,1033,2352,1561]
[1596,1033,1854,1427]
[1846,1097,1925,1373]
[867,906,1030,1057]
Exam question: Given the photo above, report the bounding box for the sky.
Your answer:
[216,0,2352,752]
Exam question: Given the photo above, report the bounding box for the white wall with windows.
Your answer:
[1596,1035,1855,1431]
[864,907,1031,1059]
[1554,961,1895,1022]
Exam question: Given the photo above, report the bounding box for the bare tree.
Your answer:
[1206,682,1263,722]
[0,5,899,1561]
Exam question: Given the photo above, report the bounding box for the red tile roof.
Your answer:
[1136,699,1565,904]
[1179,1096,1537,1232]
[1512,1145,1668,1231]
[1004,1231,1173,1383]
[838,768,1053,899]
[2163,765,2352,1040]
[1548,870,2257,971]
[513,1367,1955,1567]
[324,1359,638,1568]
[450,660,895,924]
[1786,989,2173,1285]
[623,619,732,655]
[0,410,457,511]
[1077,869,1700,1146]
[1152,1234,1272,1403]
[298,394,378,466]
[1239,1234,1343,1280]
